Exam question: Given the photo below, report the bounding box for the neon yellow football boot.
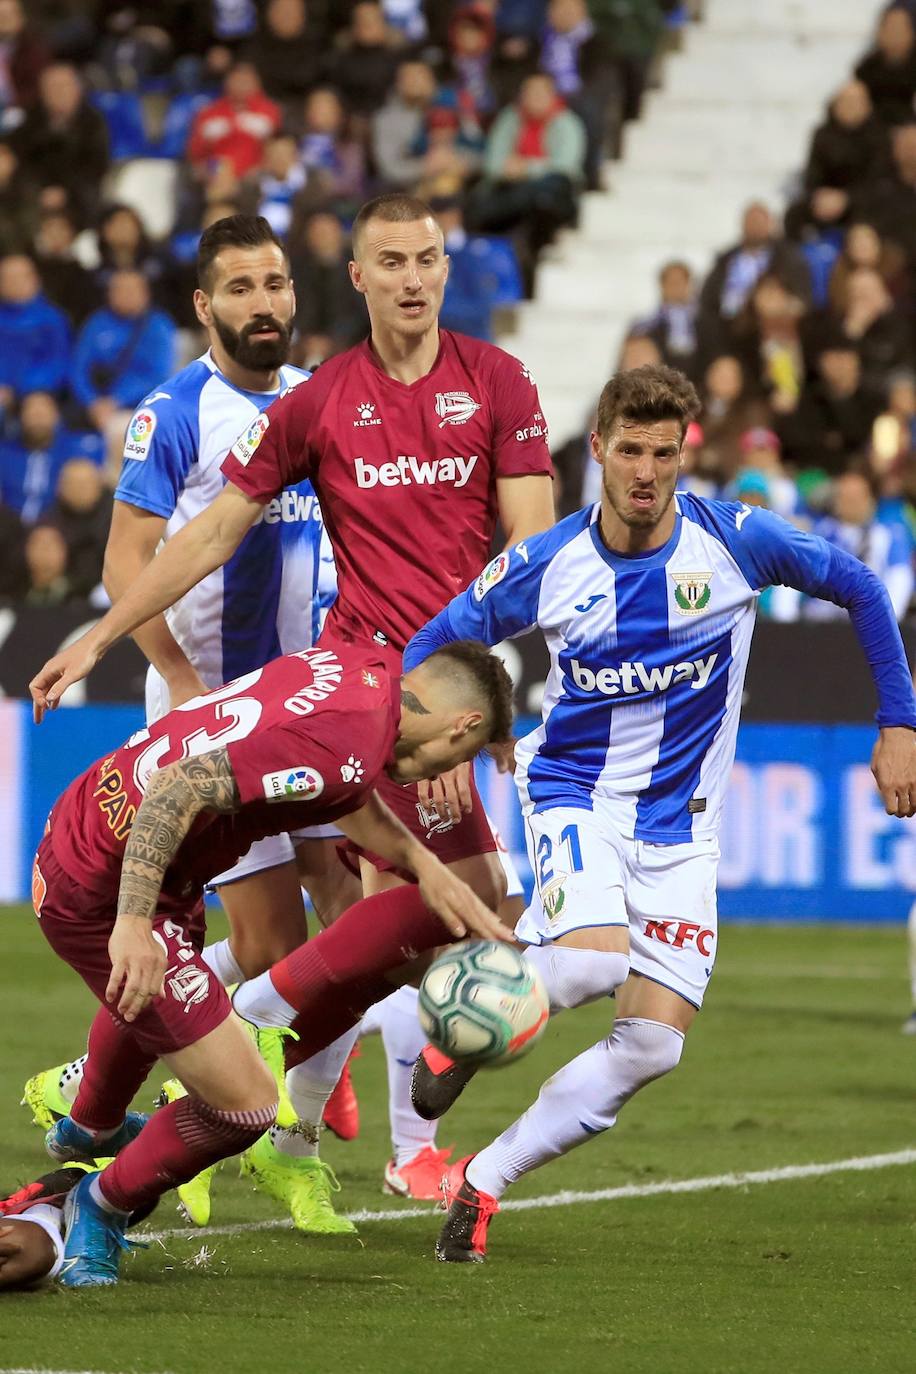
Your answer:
[156,1079,218,1226]
[21,1056,87,1131]
[239,1133,356,1235]
[252,1027,299,1130]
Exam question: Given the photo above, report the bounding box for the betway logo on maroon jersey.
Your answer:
[354,454,478,489]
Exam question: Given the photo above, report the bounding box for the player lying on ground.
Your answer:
[390,362,916,1261]
[31,640,512,1287]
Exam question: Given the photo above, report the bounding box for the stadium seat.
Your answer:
[104,159,179,239]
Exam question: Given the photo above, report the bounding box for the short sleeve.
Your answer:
[221,383,315,502]
[114,394,199,519]
[490,353,554,479]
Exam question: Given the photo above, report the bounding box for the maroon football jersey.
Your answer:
[47,647,398,903]
[222,331,553,651]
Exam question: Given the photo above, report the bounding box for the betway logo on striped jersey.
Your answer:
[354,454,478,489]
[569,653,718,696]
[260,489,321,524]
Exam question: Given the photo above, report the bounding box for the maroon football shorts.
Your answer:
[320,628,498,874]
[32,835,231,1058]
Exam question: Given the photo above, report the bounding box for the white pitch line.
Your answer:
[144,1146,916,1245]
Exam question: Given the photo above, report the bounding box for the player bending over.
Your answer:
[394,363,916,1261]
[32,641,511,1287]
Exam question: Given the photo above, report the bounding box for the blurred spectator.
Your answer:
[735,274,806,415]
[95,203,163,297]
[539,0,621,187]
[0,390,103,524]
[187,61,281,181]
[490,30,540,110]
[699,353,763,478]
[466,72,586,265]
[327,3,403,122]
[46,457,113,599]
[245,0,323,104]
[732,427,799,518]
[22,520,72,606]
[414,102,483,200]
[871,368,916,470]
[617,332,663,372]
[496,0,548,40]
[435,196,523,339]
[0,137,38,253]
[803,80,891,195]
[631,259,699,373]
[700,203,812,354]
[299,86,368,208]
[784,185,850,305]
[33,209,95,324]
[856,123,916,270]
[290,210,367,366]
[372,60,442,189]
[0,0,50,112]
[71,269,177,446]
[0,253,71,407]
[777,341,882,474]
[586,0,666,122]
[827,221,908,311]
[10,63,109,227]
[381,0,428,43]
[245,132,309,237]
[854,6,916,128]
[795,468,914,620]
[832,265,913,387]
[445,5,499,127]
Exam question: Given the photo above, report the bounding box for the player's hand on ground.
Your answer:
[106,916,167,1022]
[418,762,473,821]
[487,739,517,774]
[29,632,102,723]
[871,726,916,817]
[415,854,513,943]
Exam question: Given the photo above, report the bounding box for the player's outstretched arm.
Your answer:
[108,748,241,1021]
[337,792,512,943]
[29,483,265,722]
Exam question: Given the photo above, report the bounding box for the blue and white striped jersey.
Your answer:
[115,351,332,689]
[405,493,916,845]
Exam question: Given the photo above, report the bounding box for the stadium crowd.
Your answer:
[1,0,915,622]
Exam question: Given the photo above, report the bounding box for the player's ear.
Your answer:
[349,260,366,295]
[453,710,483,741]
[193,288,211,328]
[588,431,603,465]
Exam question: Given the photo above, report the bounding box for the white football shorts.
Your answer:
[514,800,719,1010]
[485,813,524,900]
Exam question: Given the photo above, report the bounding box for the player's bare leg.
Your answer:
[438,965,690,1263]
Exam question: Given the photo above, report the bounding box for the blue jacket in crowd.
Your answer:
[0,423,104,523]
[70,307,178,410]
[0,296,71,399]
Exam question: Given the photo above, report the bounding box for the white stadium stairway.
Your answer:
[500,0,884,448]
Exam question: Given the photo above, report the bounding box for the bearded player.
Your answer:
[30,192,556,1217]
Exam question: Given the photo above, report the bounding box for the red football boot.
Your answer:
[436,1155,499,1263]
[322,1048,360,1141]
[383,1145,453,1199]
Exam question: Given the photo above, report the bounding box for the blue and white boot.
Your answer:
[60,1172,133,1288]
[46,1111,149,1164]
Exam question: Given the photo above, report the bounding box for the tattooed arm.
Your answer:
[106,748,240,1021]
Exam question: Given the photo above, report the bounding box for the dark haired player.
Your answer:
[31,640,513,1286]
[30,192,557,1216]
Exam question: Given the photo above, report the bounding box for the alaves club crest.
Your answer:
[672,571,713,616]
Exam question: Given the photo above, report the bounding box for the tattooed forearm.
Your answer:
[400,689,430,715]
[116,747,240,920]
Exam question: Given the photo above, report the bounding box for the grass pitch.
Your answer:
[2,907,916,1374]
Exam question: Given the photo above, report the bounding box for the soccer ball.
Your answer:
[418,941,549,1066]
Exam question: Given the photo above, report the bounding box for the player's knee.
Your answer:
[610,1017,684,1087]
[525,944,630,1011]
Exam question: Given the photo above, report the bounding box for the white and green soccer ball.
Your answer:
[418,941,550,1066]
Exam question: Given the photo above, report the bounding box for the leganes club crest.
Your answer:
[671,570,713,616]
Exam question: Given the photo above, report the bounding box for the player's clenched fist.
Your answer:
[106,915,167,1022]
[29,630,103,723]
[871,726,916,818]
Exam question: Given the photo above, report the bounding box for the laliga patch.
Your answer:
[474,552,509,602]
[123,408,157,461]
[262,766,324,802]
[231,412,270,467]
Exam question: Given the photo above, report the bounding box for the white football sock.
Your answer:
[372,987,437,1167]
[200,938,245,989]
[522,944,629,1012]
[231,970,297,1028]
[272,1027,361,1159]
[467,1018,684,1199]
